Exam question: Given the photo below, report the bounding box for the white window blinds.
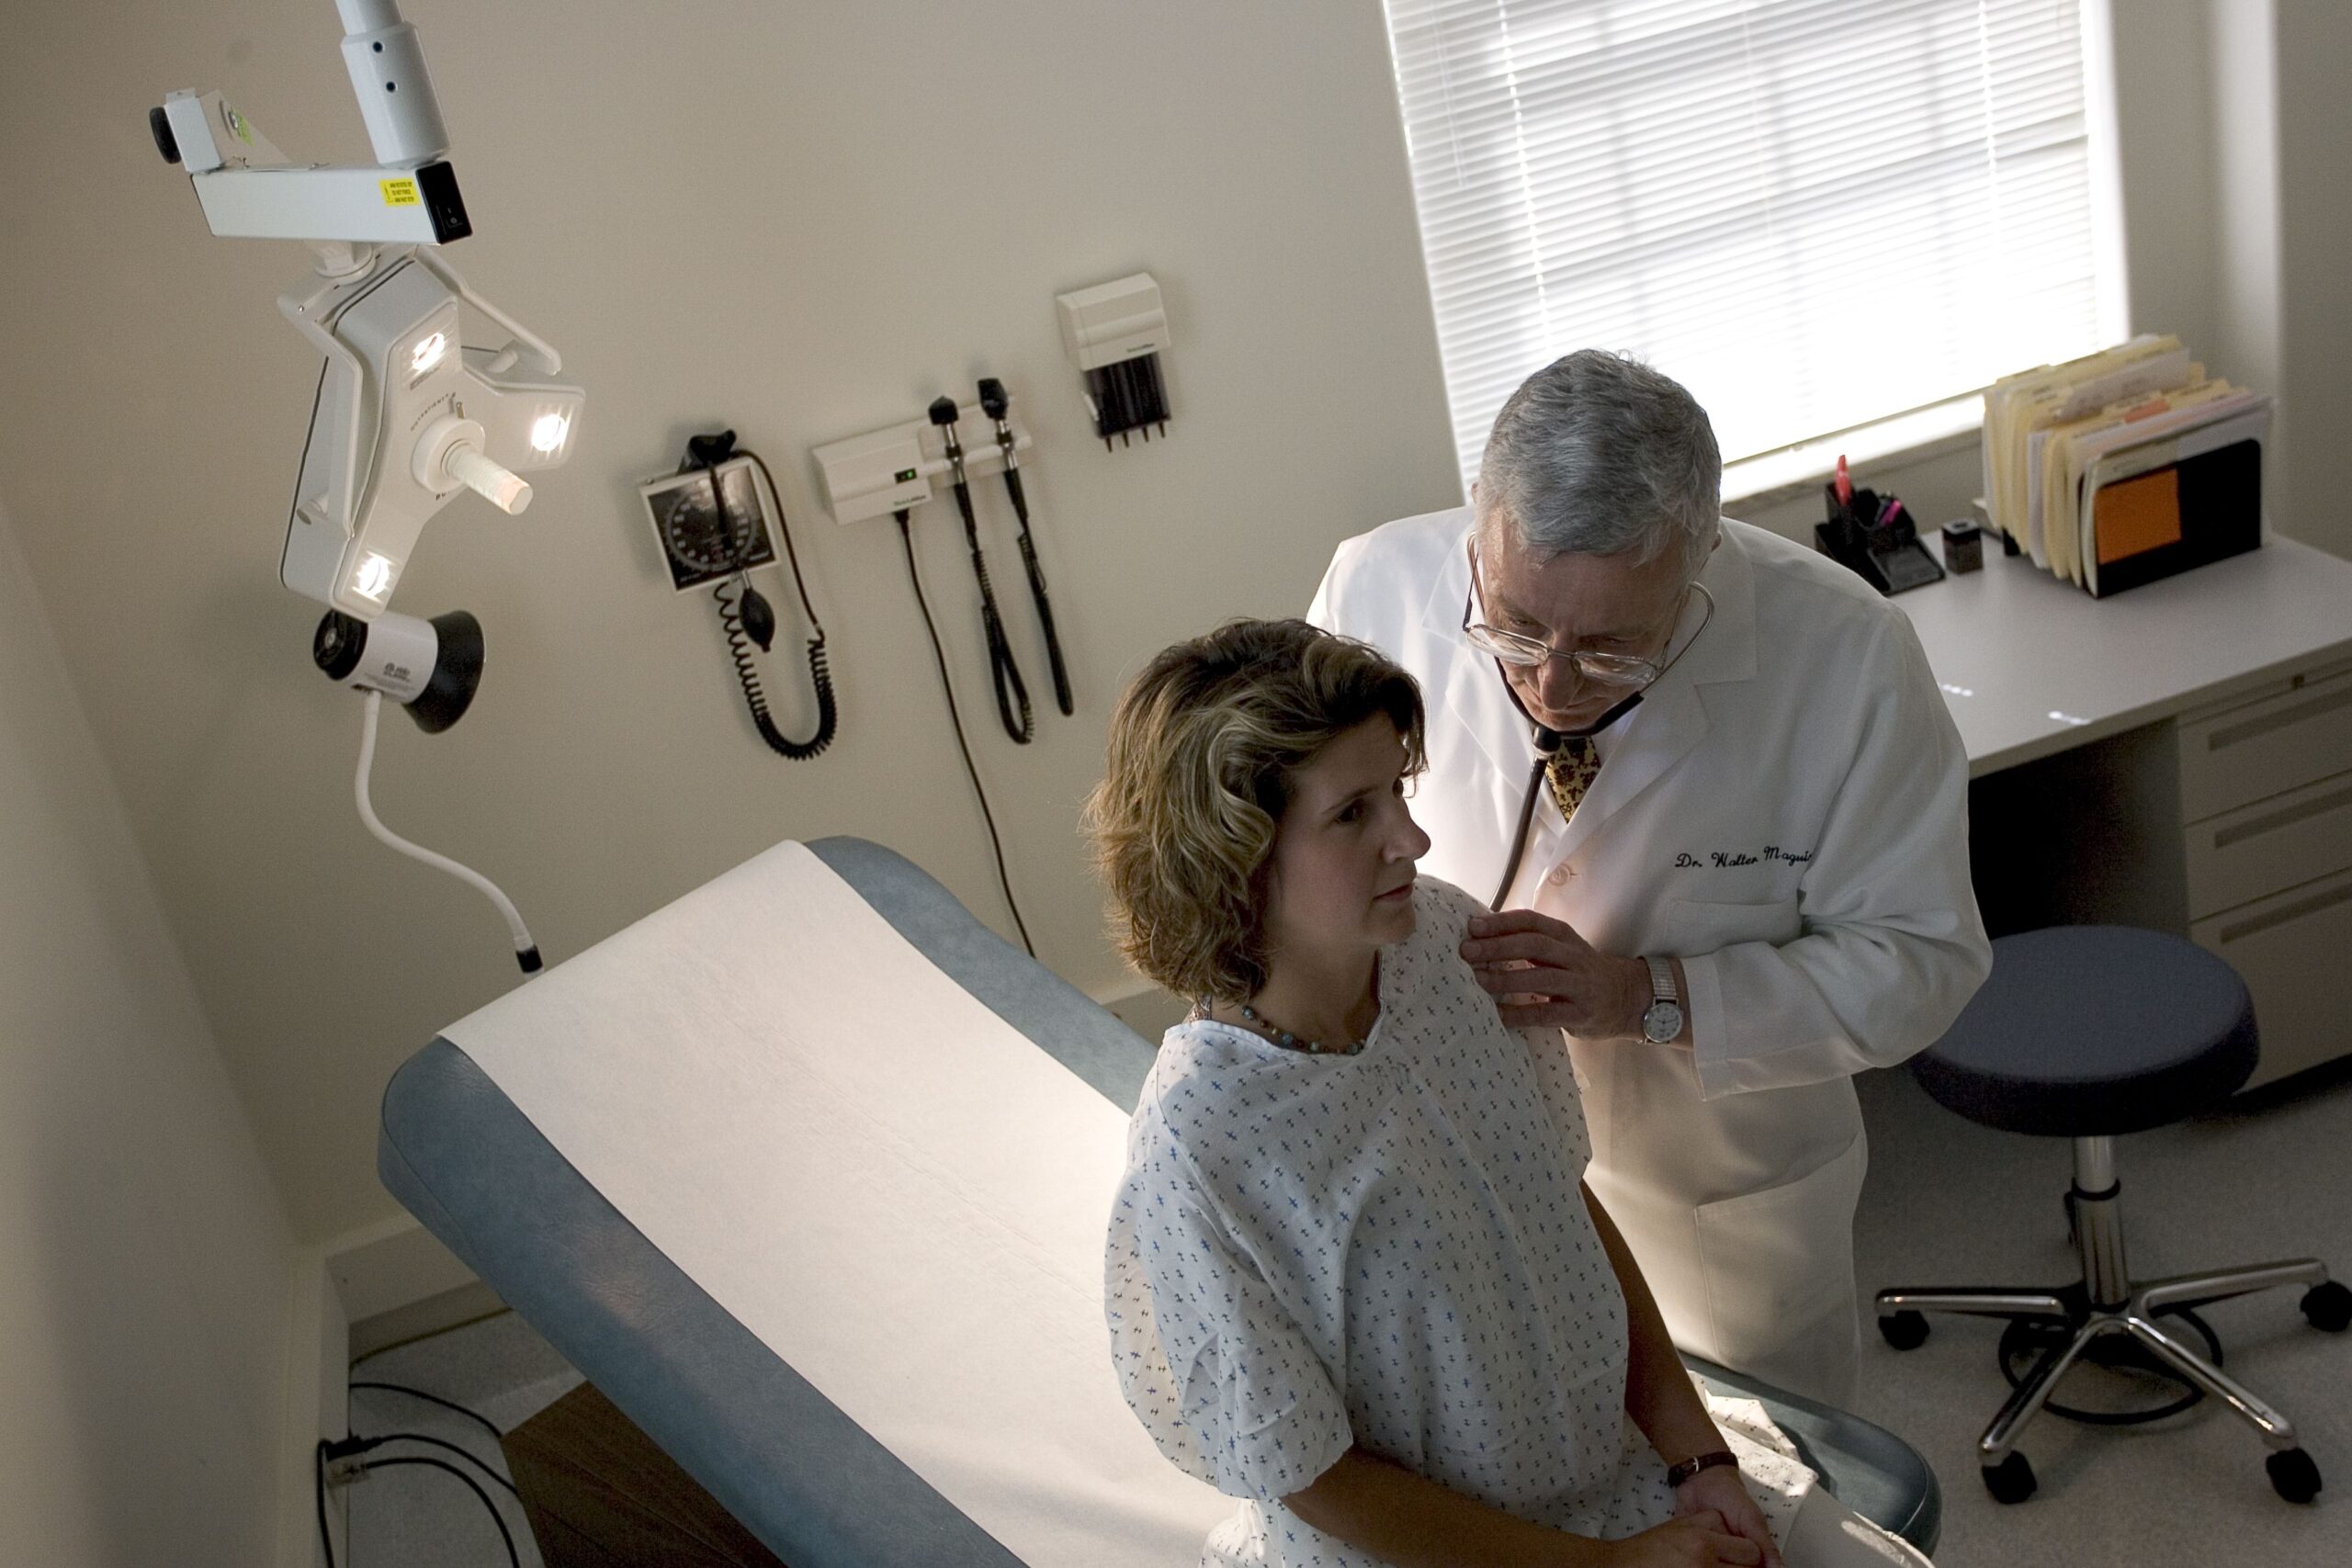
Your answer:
[1385,0,2107,485]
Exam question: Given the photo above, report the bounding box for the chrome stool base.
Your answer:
[1875,1135,2343,1504]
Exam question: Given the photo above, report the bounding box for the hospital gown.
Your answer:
[1106,877,1827,1567]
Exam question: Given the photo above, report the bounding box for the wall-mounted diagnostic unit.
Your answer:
[1056,272,1170,448]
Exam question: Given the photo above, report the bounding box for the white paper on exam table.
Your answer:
[442,840,1230,1566]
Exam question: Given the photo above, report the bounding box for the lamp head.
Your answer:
[280,254,583,621]
[313,606,484,733]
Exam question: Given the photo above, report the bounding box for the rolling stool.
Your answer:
[1874,926,2351,1505]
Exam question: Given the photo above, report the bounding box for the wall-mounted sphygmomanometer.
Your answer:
[152,0,576,972]
[640,432,836,760]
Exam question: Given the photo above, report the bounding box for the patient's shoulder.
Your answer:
[1408,875,1487,947]
[1133,1021,1266,1144]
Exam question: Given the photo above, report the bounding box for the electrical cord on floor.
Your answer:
[316,1442,336,1568]
[370,1430,521,1495]
[362,1455,521,1568]
[348,1380,503,1444]
[898,509,1035,957]
[319,1427,525,1566]
[327,1383,523,1566]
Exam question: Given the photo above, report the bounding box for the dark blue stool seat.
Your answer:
[1876,925,2344,1508]
[1913,926,2260,1137]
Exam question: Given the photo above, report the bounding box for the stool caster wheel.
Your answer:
[1983,1452,2037,1504]
[1878,1311,1929,1350]
[2267,1448,2321,1504]
[2301,1281,2352,1333]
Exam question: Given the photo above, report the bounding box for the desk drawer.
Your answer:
[2185,769,2352,919]
[2178,666,2352,823]
[2192,867,2352,1089]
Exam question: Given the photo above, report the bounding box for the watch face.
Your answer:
[1643,1000,1684,1043]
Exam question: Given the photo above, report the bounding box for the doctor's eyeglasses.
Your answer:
[1462,542,1713,688]
[1464,622,1662,685]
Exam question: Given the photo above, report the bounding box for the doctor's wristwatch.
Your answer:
[1639,956,1684,1043]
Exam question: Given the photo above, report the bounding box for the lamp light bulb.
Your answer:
[353,551,397,602]
[529,412,570,455]
[411,332,448,375]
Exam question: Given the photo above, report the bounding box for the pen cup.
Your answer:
[1940,519,1983,574]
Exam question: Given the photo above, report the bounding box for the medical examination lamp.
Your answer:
[153,0,583,626]
[152,0,573,971]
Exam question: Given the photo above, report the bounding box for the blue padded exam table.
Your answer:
[379,836,1939,1562]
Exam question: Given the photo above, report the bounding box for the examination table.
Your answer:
[379,836,1940,1562]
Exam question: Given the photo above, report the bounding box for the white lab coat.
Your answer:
[1310,508,1990,1404]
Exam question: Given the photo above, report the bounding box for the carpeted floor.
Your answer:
[340,1060,2352,1566]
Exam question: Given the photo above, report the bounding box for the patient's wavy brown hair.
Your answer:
[1086,618,1426,1007]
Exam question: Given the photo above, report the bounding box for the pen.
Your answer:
[1834,453,1853,508]
[1875,496,1901,529]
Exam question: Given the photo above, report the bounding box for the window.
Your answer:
[1385,0,2111,487]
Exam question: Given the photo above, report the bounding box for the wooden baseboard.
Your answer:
[349,1279,509,1361]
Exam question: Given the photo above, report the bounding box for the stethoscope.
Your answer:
[1487,579,1716,909]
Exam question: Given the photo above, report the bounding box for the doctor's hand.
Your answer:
[1673,1467,1782,1568]
[1605,1510,1766,1566]
[1461,908,1649,1039]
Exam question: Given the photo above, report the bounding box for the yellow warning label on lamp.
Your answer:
[380,178,422,208]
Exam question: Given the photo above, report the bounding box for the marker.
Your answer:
[1834,454,1853,508]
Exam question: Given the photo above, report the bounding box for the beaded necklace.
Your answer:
[1196,998,1370,1056]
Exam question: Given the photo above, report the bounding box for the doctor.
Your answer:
[1309,350,1989,1404]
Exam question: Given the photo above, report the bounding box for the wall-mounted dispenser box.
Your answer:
[1055,272,1170,446]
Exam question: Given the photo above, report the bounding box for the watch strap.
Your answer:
[1645,953,1679,1005]
[1666,1448,1738,1489]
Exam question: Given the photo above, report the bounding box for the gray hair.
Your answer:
[1474,349,1722,568]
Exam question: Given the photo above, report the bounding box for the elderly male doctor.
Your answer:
[1310,350,1990,1404]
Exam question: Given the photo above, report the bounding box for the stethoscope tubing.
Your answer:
[1486,581,1716,908]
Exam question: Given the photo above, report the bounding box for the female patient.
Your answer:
[1091,619,1928,1568]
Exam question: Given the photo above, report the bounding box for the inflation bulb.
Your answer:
[739,581,776,651]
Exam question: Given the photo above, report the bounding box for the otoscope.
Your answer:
[929,397,1034,744]
[977,378,1074,716]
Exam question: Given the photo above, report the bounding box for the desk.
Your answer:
[1891,534,2352,1087]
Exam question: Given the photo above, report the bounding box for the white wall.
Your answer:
[0,0,1463,1244]
[0,493,298,1565]
[2270,1,2352,556]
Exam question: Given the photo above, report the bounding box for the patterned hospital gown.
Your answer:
[1106,877,1694,1566]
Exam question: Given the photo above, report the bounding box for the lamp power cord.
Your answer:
[357,691,542,973]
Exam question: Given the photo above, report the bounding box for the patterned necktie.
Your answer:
[1544,738,1601,824]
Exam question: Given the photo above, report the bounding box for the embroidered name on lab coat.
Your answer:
[1675,845,1815,869]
